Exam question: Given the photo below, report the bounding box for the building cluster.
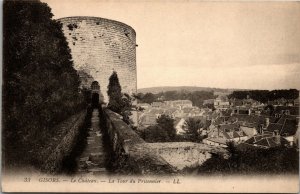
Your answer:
[202,96,299,148]
[138,100,204,133]
[138,95,300,150]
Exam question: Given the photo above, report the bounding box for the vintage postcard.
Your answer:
[1,0,299,193]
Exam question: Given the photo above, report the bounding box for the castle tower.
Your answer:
[57,17,137,103]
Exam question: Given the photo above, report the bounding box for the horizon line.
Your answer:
[136,85,300,91]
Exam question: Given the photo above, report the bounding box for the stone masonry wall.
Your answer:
[42,110,87,173]
[103,109,228,173]
[58,17,137,102]
[145,142,227,170]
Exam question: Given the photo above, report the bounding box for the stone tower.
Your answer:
[57,17,137,103]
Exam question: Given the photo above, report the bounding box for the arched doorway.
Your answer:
[92,92,99,108]
[91,81,100,108]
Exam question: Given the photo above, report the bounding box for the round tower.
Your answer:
[57,16,137,103]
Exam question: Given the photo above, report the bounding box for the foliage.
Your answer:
[107,71,123,113]
[184,118,204,142]
[138,90,216,108]
[3,0,84,166]
[196,145,299,175]
[157,115,176,140]
[141,115,177,142]
[228,89,299,103]
[107,71,133,125]
[121,93,134,125]
[136,92,156,104]
[204,103,216,111]
[264,104,275,116]
[141,125,170,143]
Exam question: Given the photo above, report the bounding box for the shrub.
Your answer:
[3,0,84,166]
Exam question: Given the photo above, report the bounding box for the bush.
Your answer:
[140,115,177,142]
[197,145,299,175]
[3,0,85,166]
[107,71,134,125]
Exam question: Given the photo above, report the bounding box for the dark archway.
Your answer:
[92,93,99,108]
[91,81,100,108]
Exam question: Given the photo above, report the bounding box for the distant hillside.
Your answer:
[137,86,241,94]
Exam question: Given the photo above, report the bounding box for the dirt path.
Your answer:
[76,109,108,175]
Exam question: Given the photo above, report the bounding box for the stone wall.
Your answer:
[42,110,87,173]
[103,109,228,173]
[145,142,227,170]
[58,17,137,102]
[103,109,176,174]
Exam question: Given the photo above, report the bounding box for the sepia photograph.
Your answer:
[1,0,300,192]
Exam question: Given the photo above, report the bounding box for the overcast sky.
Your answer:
[43,0,300,90]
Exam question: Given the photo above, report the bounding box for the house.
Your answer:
[163,108,177,118]
[230,99,244,107]
[203,138,227,147]
[273,106,299,117]
[239,122,258,138]
[203,123,248,147]
[173,118,187,135]
[151,102,164,108]
[264,116,299,146]
[203,99,215,105]
[214,96,230,110]
[137,103,151,110]
[240,133,290,149]
[165,100,193,108]
[294,97,299,106]
[138,114,157,127]
[148,108,164,118]
[232,106,251,115]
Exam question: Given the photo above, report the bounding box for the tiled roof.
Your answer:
[205,137,227,145]
[221,109,232,117]
[277,114,298,124]
[255,138,270,147]
[250,134,272,142]
[266,123,283,133]
[223,132,232,139]
[241,127,257,137]
[137,103,150,106]
[273,106,299,116]
[244,134,289,148]
[219,123,239,132]
[139,115,157,125]
[280,119,298,136]
[257,136,288,147]
[173,118,182,127]
[236,130,247,137]
[212,112,220,119]
[240,122,256,128]
[214,117,224,125]
[149,108,164,114]
[151,102,163,106]
[182,107,193,113]
[163,108,177,115]
[191,116,205,121]
[233,131,240,138]
[237,143,260,151]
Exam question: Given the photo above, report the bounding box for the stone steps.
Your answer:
[76,109,108,175]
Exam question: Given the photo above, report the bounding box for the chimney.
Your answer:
[259,125,263,134]
[274,130,281,145]
[265,118,270,128]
